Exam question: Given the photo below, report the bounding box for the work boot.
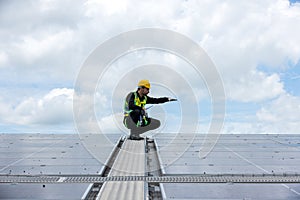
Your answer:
[128,135,144,140]
[129,129,143,140]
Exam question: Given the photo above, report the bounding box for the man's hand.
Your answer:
[168,98,177,102]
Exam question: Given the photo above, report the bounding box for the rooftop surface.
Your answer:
[0,133,300,199]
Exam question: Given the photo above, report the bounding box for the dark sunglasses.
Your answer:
[142,86,149,90]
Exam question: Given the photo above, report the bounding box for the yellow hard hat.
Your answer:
[138,79,151,89]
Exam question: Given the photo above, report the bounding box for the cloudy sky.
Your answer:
[0,0,300,134]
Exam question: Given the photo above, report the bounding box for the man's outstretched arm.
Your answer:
[146,96,177,104]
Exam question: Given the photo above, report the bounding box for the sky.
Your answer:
[0,0,300,134]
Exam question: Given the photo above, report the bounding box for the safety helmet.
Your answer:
[138,79,151,89]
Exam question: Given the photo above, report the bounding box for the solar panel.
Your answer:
[0,133,299,199]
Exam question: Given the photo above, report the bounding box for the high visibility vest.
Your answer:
[124,92,147,116]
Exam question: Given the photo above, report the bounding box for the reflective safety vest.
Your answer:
[124,92,147,116]
[124,92,148,127]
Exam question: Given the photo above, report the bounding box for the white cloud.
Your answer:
[0,97,11,123]
[0,88,74,126]
[1,0,300,133]
[250,93,300,133]
[228,71,284,102]
[13,30,74,65]
[192,0,300,102]
[84,0,128,16]
[0,51,8,67]
[257,93,300,124]
[98,113,125,133]
[44,88,73,101]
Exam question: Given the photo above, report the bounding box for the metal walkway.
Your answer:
[96,139,146,200]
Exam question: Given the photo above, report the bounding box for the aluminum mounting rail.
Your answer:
[1,174,300,184]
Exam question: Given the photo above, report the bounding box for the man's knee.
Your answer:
[123,116,136,129]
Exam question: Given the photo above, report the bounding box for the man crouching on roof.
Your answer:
[123,80,177,140]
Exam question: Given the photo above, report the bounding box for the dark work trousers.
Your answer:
[123,114,160,137]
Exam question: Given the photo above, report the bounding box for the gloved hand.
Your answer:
[168,98,177,102]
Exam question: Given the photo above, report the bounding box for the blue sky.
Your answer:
[290,0,300,4]
[0,0,300,134]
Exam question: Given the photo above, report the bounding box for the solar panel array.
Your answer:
[0,133,299,199]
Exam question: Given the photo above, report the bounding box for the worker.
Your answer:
[123,80,177,140]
